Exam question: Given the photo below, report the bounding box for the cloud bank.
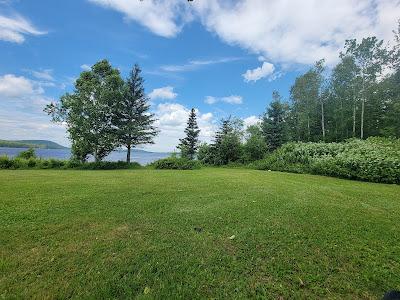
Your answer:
[88,0,400,66]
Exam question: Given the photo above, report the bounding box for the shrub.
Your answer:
[0,156,13,169]
[77,161,141,170]
[12,158,29,169]
[252,138,400,184]
[151,157,201,170]
[27,158,37,168]
[16,148,36,159]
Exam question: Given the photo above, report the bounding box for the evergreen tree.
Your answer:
[211,117,243,165]
[262,91,288,151]
[114,64,158,163]
[177,108,200,160]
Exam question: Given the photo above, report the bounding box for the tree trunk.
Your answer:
[360,75,365,139]
[353,103,356,137]
[360,98,365,139]
[126,144,131,163]
[321,101,325,140]
[307,116,310,141]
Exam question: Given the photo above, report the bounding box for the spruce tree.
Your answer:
[177,108,200,160]
[114,64,158,163]
[262,91,288,151]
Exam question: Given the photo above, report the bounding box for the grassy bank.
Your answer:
[1,168,399,299]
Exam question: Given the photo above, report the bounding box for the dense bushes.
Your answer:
[0,155,141,170]
[151,157,201,170]
[252,137,400,184]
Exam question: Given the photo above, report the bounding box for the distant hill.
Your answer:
[0,140,68,149]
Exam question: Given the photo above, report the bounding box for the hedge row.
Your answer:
[251,137,400,184]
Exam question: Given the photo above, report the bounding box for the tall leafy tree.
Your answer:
[330,55,360,140]
[243,124,268,162]
[344,37,389,139]
[262,91,288,151]
[45,60,123,161]
[114,64,157,163]
[177,108,200,160]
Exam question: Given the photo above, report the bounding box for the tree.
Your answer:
[344,37,389,139]
[330,55,360,140]
[177,108,200,160]
[315,60,327,140]
[243,124,268,162]
[114,64,157,163]
[262,91,288,150]
[211,117,243,165]
[45,60,123,162]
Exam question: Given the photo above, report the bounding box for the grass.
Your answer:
[1,168,399,299]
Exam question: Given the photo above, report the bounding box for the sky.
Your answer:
[0,0,399,152]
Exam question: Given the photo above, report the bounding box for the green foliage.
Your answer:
[115,64,157,163]
[76,161,141,170]
[177,108,200,160]
[151,157,201,170]
[196,143,214,165]
[262,91,289,150]
[16,148,36,159]
[0,156,141,170]
[210,117,243,165]
[0,156,13,169]
[242,125,268,162]
[45,59,124,162]
[253,138,400,183]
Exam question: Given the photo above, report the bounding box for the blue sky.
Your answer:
[0,0,398,151]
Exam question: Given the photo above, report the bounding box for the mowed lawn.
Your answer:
[1,169,399,299]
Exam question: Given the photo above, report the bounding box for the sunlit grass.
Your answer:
[1,169,399,299]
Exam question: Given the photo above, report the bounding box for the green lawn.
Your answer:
[1,169,399,299]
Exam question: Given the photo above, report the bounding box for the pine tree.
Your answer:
[177,108,200,160]
[114,64,158,163]
[262,91,288,151]
[211,117,243,165]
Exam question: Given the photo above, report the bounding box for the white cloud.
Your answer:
[80,64,91,71]
[0,14,46,43]
[221,95,243,104]
[204,95,243,105]
[160,57,241,72]
[0,74,65,145]
[0,74,53,113]
[89,0,400,66]
[243,115,261,128]
[88,0,192,38]
[145,102,215,152]
[31,69,54,81]
[243,61,275,82]
[149,86,177,100]
[0,74,42,98]
[204,96,217,105]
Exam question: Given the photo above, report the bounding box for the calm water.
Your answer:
[0,147,170,165]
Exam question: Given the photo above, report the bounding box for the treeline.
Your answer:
[177,26,400,165]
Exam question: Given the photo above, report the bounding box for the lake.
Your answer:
[0,147,171,165]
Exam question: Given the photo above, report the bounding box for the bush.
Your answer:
[151,157,201,170]
[76,161,141,170]
[252,137,400,184]
[16,148,36,159]
[0,156,13,169]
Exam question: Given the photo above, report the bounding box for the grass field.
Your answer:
[1,169,399,299]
